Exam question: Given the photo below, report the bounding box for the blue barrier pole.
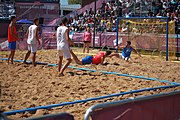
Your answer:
[177,34,179,58]
[4,84,180,116]
[166,18,169,61]
[116,18,119,53]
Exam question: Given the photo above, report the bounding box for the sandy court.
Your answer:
[0,48,180,120]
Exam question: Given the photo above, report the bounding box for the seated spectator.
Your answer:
[106,20,112,32]
[64,0,179,34]
[89,8,94,16]
[148,9,154,17]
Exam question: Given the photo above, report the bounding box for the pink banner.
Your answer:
[72,32,101,47]
[1,31,179,53]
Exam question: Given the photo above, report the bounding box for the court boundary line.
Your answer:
[0,57,178,85]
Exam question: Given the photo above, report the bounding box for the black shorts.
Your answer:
[84,41,91,43]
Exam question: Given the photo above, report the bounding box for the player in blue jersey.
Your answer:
[109,41,141,61]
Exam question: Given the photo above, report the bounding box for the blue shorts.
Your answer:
[8,41,16,50]
[82,56,93,65]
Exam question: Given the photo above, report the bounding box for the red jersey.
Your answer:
[8,25,18,42]
[92,52,105,65]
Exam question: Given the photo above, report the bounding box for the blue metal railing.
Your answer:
[4,84,180,116]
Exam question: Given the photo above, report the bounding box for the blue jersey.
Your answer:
[122,47,133,58]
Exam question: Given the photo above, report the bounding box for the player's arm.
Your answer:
[25,28,29,38]
[35,27,40,45]
[65,29,74,46]
[82,32,85,42]
[117,45,123,50]
[55,28,58,38]
[133,48,141,57]
[10,25,18,39]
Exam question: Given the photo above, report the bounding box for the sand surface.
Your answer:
[0,48,180,120]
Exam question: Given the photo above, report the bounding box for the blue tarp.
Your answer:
[16,19,33,24]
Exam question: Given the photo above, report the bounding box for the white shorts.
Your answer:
[58,49,71,59]
[28,44,37,53]
[119,53,130,61]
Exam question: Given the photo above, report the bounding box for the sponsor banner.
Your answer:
[91,92,180,120]
[0,40,8,50]
[72,32,101,47]
[0,31,178,52]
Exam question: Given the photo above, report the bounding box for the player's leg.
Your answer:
[82,56,93,65]
[24,44,31,63]
[60,58,72,76]
[70,50,82,65]
[59,50,72,75]
[7,42,16,64]
[10,50,15,64]
[58,50,63,74]
[83,42,86,53]
[31,44,38,66]
[109,53,121,58]
[124,57,130,62]
[24,51,31,63]
[10,42,16,64]
[7,50,12,64]
[32,52,36,66]
[58,57,63,75]
[87,43,90,53]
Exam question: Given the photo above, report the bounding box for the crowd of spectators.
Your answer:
[68,0,180,33]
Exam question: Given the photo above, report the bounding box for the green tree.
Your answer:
[68,0,81,4]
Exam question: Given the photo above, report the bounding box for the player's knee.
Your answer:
[76,60,82,65]
[67,58,72,62]
[27,51,31,54]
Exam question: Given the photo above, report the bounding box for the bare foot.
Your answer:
[7,61,13,64]
[58,73,64,77]
[33,64,37,67]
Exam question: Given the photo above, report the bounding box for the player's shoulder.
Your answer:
[57,26,62,30]
[98,51,105,55]
[9,23,14,28]
[29,24,36,28]
[58,26,68,30]
[130,46,134,49]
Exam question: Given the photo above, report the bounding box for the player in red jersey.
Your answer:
[70,50,112,65]
[7,16,19,64]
